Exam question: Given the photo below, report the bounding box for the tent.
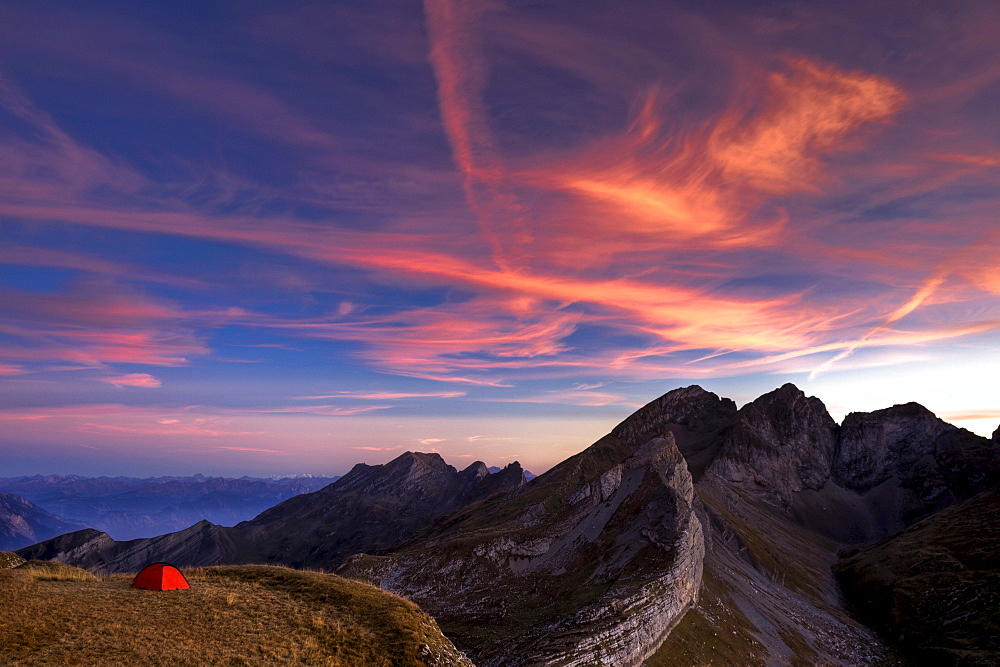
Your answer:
[131,562,190,590]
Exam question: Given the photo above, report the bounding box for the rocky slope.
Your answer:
[836,485,1000,666]
[339,431,703,667]
[0,491,88,550]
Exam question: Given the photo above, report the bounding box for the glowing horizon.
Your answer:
[1,1,998,477]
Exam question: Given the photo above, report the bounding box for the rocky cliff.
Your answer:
[706,384,839,504]
[340,431,703,667]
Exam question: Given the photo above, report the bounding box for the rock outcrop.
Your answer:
[340,431,704,667]
[707,384,839,504]
[833,402,953,492]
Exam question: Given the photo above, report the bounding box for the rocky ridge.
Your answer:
[339,431,703,667]
[17,454,527,574]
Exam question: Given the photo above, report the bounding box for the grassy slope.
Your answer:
[836,485,1000,666]
[0,562,470,666]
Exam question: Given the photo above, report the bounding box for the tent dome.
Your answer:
[131,562,190,591]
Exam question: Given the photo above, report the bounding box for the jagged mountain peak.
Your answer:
[707,384,838,502]
[834,401,955,493]
[612,384,737,447]
[460,461,490,480]
[993,425,999,442]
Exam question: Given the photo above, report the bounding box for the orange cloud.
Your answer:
[710,59,906,194]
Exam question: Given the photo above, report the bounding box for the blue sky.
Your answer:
[2,0,999,476]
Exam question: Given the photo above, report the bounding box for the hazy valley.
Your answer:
[0,474,339,545]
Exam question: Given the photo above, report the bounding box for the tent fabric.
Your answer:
[131,562,190,590]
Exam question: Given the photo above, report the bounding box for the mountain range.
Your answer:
[0,474,339,540]
[17,384,1000,665]
[0,491,87,550]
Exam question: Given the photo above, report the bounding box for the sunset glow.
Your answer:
[2,1,999,476]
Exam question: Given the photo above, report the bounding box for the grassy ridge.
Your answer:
[0,563,469,666]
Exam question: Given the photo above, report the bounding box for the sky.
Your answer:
[1,0,999,477]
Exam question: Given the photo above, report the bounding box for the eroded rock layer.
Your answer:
[340,432,704,667]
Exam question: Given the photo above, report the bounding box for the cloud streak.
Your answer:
[1,0,999,452]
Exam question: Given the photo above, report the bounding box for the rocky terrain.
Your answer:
[0,474,338,540]
[18,456,528,573]
[837,485,1000,665]
[340,432,703,666]
[0,491,87,550]
[18,383,1000,665]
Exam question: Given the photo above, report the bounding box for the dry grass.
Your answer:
[0,563,464,666]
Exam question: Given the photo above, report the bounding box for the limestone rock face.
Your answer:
[340,431,704,667]
[706,384,839,504]
[833,403,954,492]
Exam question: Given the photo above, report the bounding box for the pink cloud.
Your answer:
[101,373,162,388]
[217,446,286,455]
[294,391,466,400]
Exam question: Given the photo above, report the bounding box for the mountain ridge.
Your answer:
[17,383,1000,665]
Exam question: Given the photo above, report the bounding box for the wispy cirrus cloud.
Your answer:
[0,0,999,402]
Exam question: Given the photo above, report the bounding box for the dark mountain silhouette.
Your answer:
[18,384,1000,665]
[17,457,529,573]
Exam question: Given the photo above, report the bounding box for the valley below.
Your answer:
[6,384,999,666]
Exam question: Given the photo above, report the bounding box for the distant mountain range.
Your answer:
[17,384,1000,665]
[0,474,340,540]
[0,491,87,550]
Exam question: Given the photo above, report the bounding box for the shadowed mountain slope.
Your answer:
[836,484,1000,666]
[18,456,527,573]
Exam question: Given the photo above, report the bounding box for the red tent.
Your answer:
[131,562,190,591]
